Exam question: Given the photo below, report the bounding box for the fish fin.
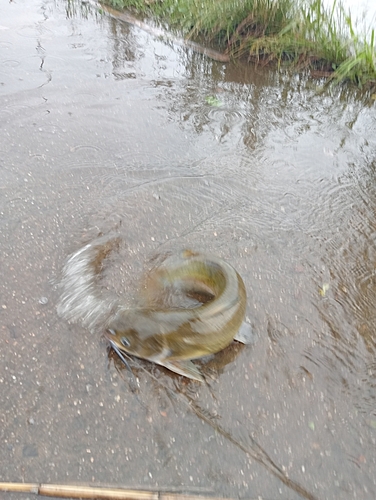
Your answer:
[234,320,257,345]
[158,360,204,382]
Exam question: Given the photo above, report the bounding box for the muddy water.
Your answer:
[1,1,376,499]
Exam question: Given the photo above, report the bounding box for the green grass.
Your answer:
[102,0,376,88]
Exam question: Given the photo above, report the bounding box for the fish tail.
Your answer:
[57,234,120,331]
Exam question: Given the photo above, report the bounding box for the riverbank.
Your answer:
[101,0,376,89]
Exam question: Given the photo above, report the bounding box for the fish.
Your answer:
[105,249,253,382]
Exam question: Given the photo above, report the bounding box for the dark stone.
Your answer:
[22,444,38,458]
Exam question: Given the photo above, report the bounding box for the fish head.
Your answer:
[104,327,140,354]
[104,309,167,359]
[104,310,143,355]
[104,328,138,352]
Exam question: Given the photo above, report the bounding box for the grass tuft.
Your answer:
[102,0,376,88]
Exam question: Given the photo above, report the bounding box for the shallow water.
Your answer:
[1,1,376,499]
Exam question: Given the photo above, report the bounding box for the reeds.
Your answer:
[102,0,376,87]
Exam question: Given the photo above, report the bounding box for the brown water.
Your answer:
[1,1,376,499]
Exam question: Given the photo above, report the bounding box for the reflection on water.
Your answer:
[1,0,376,499]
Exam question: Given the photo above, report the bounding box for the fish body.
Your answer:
[57,235,251,382]
[105,250,248,381]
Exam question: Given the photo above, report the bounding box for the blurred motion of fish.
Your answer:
[105,249,253,382]
[57,235,121,331]
[57,235,253,382]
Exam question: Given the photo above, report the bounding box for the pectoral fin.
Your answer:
[158,360,204,382]
[234,320,257,345]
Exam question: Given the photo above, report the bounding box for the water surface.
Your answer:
[1,1,376,499]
